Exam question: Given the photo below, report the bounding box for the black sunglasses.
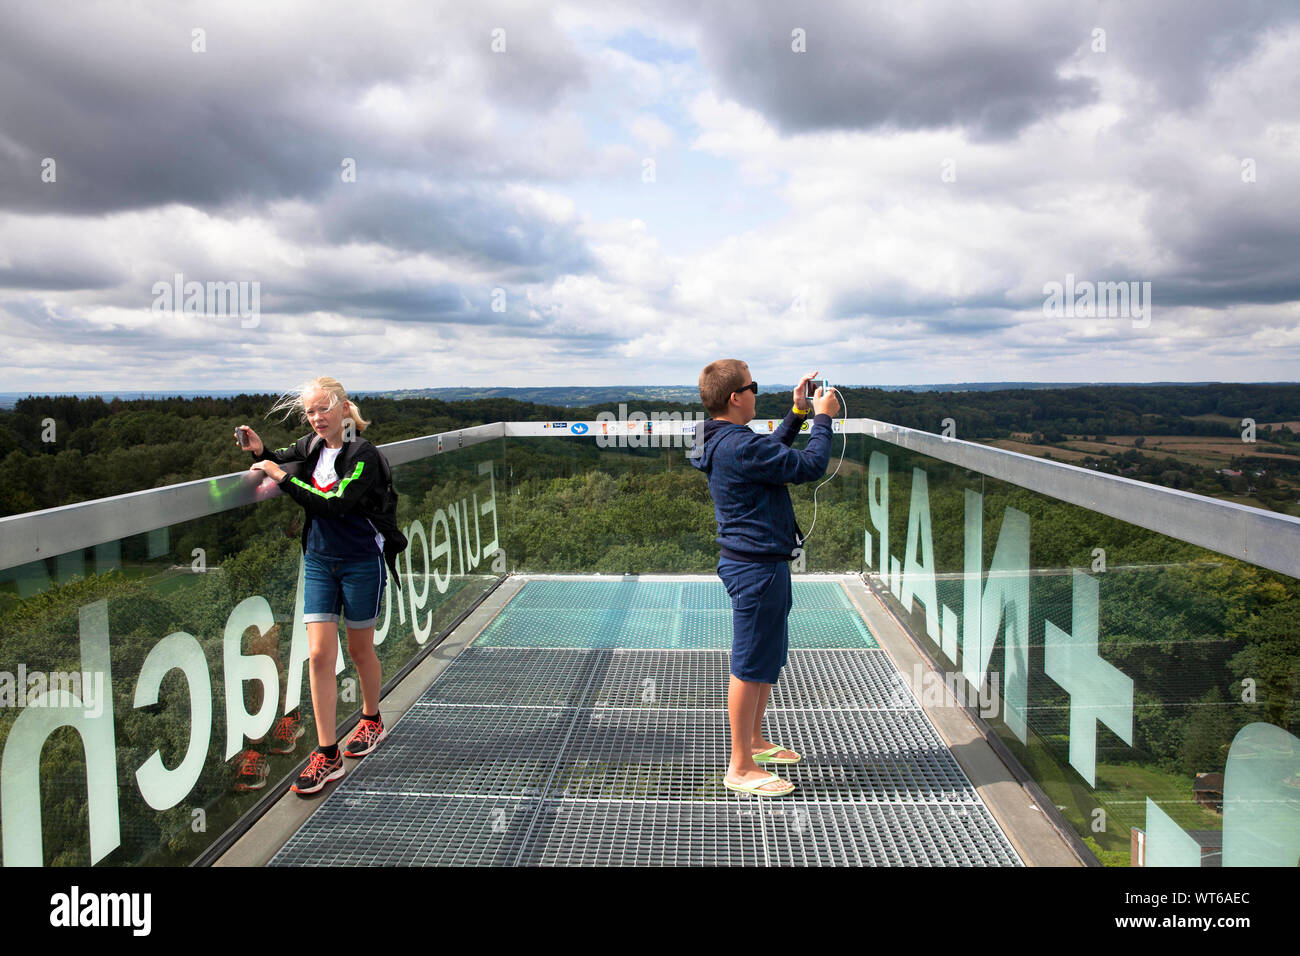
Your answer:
[734,381,758,396]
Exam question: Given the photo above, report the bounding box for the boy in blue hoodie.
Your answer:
[691,360,838,796]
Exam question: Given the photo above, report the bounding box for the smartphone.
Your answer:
[236,426,251,449]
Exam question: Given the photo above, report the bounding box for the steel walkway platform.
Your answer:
[269,578,1023,866]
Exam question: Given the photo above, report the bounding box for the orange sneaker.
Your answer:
[343,718,386,758]
[233,750,270,792]
[291,748,344,795]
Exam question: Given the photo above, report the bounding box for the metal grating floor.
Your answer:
[270,578,1022,866]
[471,578,877,649]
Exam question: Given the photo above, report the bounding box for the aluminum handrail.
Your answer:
[0,422,505,571]
[845,418,1300,580]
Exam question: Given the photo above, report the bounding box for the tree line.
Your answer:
[1,383,1298,518]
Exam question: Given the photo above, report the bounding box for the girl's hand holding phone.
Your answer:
[234,425,264,455]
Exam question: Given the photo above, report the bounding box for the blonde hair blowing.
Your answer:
[267,376,371,432]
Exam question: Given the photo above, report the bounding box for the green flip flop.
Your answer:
[724,773,795,797]
[753,745,801,764]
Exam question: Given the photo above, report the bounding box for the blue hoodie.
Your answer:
[691,410,833,562]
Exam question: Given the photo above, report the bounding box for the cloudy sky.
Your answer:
[2,0,1298,392]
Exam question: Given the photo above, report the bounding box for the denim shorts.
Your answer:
[303,552,387,629]
[717,557,792,684]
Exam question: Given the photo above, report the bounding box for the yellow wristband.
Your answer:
[793,404,810,416]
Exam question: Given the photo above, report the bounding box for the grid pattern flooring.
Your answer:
[472,579,877,649]
[271,578,1021,866]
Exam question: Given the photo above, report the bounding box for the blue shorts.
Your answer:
[303,552,387,629]
[717,558,791,684]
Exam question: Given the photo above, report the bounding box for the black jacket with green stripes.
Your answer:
[252,434,406,580]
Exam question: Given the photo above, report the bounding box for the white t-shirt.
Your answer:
[313,445,342,490]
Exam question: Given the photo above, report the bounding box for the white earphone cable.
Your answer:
[801,387,847,545]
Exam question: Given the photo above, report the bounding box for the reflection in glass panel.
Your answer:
[0,441,506,866]
[859,435,1300,866]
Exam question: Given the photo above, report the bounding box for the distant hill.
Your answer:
[0,389,260,410]
[371,381,1293,407]
[378,386,706,406]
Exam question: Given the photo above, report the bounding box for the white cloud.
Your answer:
[628,114,676,151]
[0,2,1297,390]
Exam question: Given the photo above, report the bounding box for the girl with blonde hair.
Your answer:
[236,377,397,795]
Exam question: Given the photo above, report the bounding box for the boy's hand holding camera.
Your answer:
[793,371,839,418]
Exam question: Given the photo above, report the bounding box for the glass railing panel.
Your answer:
[501,428,714,573]
[392,436,504,640]
[1,499,305,866]
[857,433,1300,866]
[0,437,506,866]
[9,416,1291,868]
[499,419,863,574]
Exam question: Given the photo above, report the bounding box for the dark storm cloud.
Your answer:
[1099,1,1298,114]
[309,185,594,277]
[265,279,623,347]
[0,295,161,346]
[1140,200,1300,309]
[831,289,1022,327]
[0,3,586,215]
[677,0,1299,140]
[915,312,1024,337]
[270,283,472,322]
[680,0,1097,140]
[0,262,125,292]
